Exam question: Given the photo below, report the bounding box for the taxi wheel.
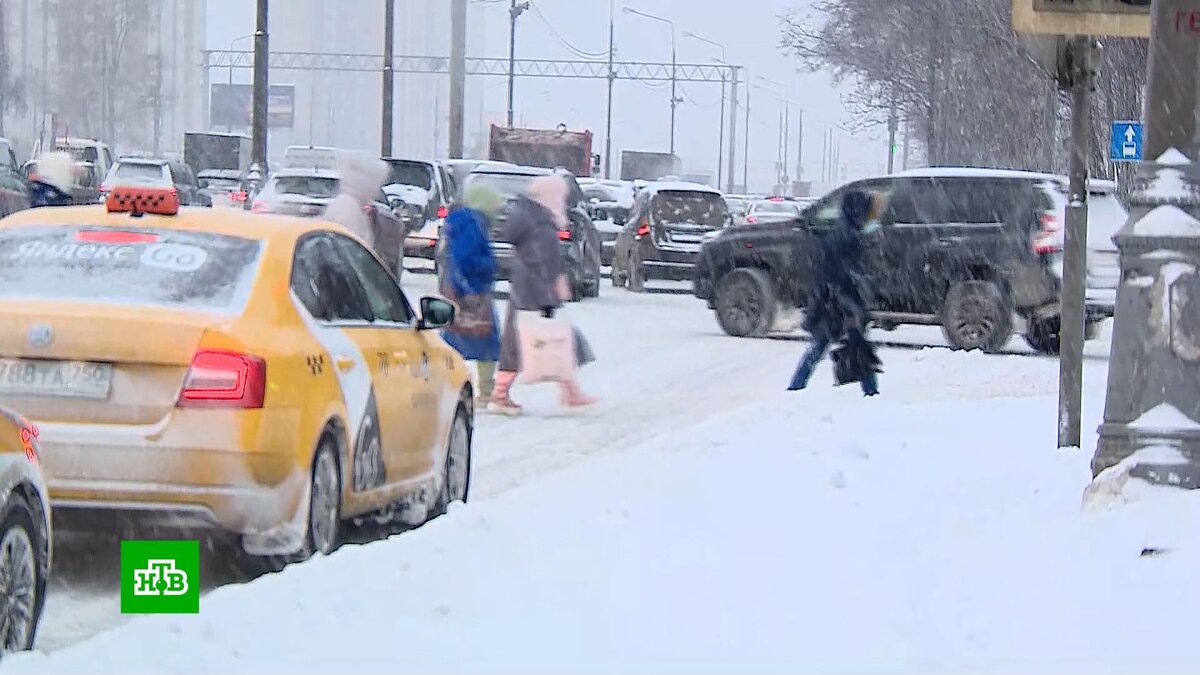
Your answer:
[305,440,342,556]
[0,496,45,654]
[433,405,472,517]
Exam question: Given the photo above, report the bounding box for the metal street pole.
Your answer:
[743,74,750,192]
[604,0,616,178]
[727,67,739,195]
[683,32,727,188]
[251,0,269,173]
[887,94,898,174]
[782,101,789,181]
[1057,35,1094,449]
[152,2,163,155]
[624,7,677,155]
[796,109,804,184]
[506,1,529,128]
[449,0,467,158]
[381,0,395,157]
[669,29,677,155]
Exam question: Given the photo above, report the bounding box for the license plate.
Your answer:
[0,359,113,399]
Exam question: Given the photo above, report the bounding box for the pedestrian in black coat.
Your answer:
[787,189,883,395]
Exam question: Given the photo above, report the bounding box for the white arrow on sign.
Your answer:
[1125,125,1137,143]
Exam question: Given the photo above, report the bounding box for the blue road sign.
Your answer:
[1110,121,1143,162]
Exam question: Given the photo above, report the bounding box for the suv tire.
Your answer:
[715,268,776,338]
[941,280,1013,353]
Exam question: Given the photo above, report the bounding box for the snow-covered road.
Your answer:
[33,273,1115,655]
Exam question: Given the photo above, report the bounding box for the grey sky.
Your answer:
[207,0,887,190]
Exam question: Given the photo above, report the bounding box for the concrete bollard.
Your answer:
[1092,149,1200,486]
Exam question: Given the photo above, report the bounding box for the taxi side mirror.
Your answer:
[418,296,456,330]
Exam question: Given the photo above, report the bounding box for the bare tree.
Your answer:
[782,0,1146,178]
[48,0,165,149]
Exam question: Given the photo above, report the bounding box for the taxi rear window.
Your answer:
[0,225,263,312]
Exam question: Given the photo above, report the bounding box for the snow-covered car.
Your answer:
[1038,178,1125,324]
[583,182,635,266]
[0,406,51,658]
[464,164,603,301]
[611,181,731,291]
[383,158,456,263]
[745,197,806,225]
[101,158,212,207]
[198,169,251,209]
[252,168,408,275]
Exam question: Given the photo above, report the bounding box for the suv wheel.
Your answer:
[941,280,1013,353]
[715,268,777,337]
[1024,316,1061,355]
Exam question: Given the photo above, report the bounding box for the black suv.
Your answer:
[460,164,602,302]
[693,169,1114,354]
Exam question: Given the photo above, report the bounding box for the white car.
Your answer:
[744,198,806,225]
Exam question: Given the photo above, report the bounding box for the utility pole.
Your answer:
[381,0,395,157]
[776,109,783,186]
[782,102,789,182]
[726,68,738,195]
[449,0,467,158]
[604,0,615,178]
[506,1,529,128]
[886,95,898,174]
[251,0,270,173]
[716,69,725,189]
[796,109,803,183]
[0,1,7,137]
[669,30,678,155]
[902,117,911,170]
[1057,35,1096,449]
[821,129,828,183]
[152,2,164,156]
[742,74,750,192]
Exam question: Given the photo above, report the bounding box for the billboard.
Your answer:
[210,84,295,129]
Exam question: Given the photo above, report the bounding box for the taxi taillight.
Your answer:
[106,185,180,216]
[177,350,266,409]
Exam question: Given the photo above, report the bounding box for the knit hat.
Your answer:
[464,182,506,217]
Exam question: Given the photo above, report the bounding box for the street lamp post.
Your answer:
[227,33,255,132]
[755,76,789,189]
[504,0,528,126]
[623,6,680,155]
[683,31,726,189]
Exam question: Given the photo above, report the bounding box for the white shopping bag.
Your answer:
[516,311,577,383]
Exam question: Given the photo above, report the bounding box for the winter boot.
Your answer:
[560,378,598,410]
[487,370,522,416]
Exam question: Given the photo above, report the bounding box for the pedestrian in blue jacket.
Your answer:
[440,183,505,404]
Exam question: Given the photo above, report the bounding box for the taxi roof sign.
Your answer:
[106,186,180,216]
[1012,0,1150,37]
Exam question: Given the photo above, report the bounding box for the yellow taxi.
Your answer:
[0,185,474,563]
[0,406,50,655]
